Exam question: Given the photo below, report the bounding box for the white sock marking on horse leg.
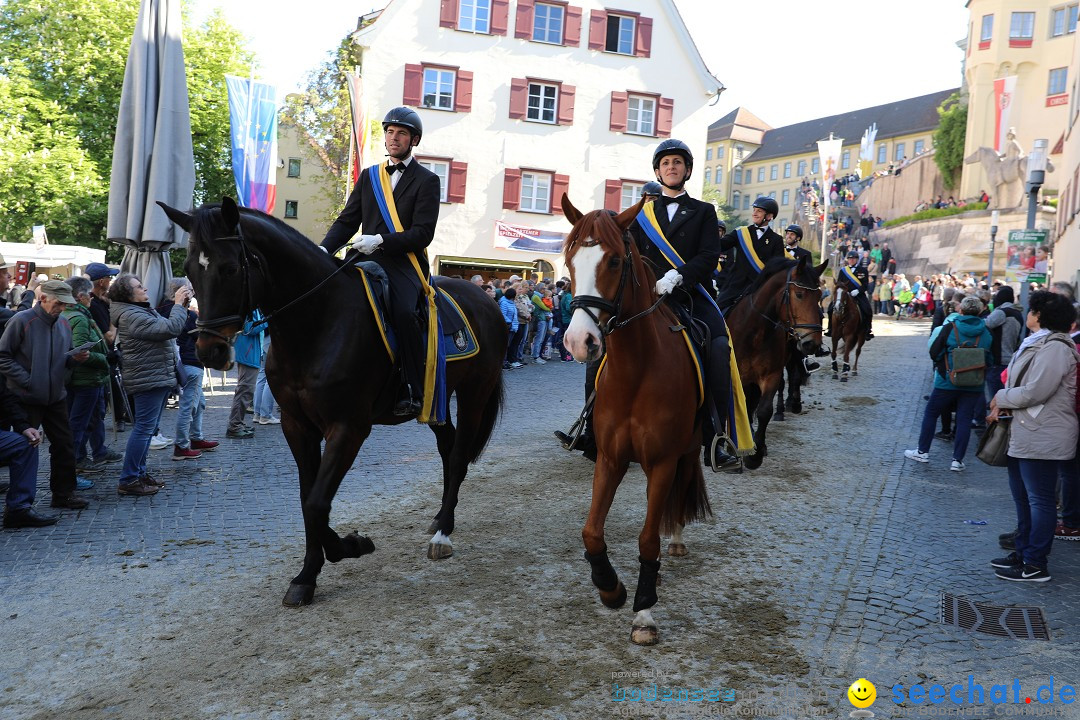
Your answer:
[430,530,452,547]
[632,608,657,629]
[670,524,684,546]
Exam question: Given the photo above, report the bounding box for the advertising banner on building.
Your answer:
[1005,229,1050,284]
[493,220,564,255]
[993,76,1018,153]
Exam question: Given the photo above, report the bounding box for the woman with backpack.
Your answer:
[987,291,1080,582]
[904,296,992,471]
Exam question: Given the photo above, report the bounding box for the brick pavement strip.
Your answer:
[0,320,1077,719]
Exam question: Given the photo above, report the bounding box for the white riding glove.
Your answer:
[655,269,683,296]
[850,288,860,297]
[351,234,383,254]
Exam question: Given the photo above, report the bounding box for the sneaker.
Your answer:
[97,450,125,464]
[75,475,95,491]
[1055,523,1080,541]
[933,431,955,441]
[226,427,255,439]
[140,473,165,488]
[990,551,1023,569]
[49,494,89,509]
[995,563,1051,582]
[252,414,263,424]
[904,449,929,463]
[950,460,966,472]
[172,445,202,461]
[117,481,159,497]
[534,357,547,365]
[256,415,281,425]
[75,461,104,475]
[190,439,220,452]
[149,433,172,450]
[510,362,523,369]
[503,362,513,370]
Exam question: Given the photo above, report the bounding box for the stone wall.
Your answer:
[859,152,948,221]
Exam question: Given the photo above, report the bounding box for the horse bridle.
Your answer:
[194,217,360,343]
[567,231,665,338]
[749,267,824,344]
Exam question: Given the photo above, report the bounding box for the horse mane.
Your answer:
[563,210,624,255]
[189,203,332,263]
[745,256,800,295]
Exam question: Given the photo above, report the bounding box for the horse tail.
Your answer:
[468,369,504,463]
[661,451,712,535]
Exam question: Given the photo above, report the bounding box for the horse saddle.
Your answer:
[354,262,478,362]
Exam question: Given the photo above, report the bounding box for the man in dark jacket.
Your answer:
[0,280,91,510]
[320,106,441,416]
[715,196,786,313]
[1,380,52,528]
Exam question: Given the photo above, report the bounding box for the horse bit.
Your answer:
[748,267,823,344]
[567,232,667,339]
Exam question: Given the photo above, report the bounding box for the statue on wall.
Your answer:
[964,128,1055,209]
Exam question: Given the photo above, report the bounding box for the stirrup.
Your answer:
[707,434,742,473]
[803,357,820,374]
[557,392,595,451]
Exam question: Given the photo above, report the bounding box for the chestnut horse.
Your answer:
[159,198,506,607]
[561,196,711,646]
[724,256,827,469]
[830,284,866,382]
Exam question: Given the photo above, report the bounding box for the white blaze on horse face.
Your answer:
[834,287,844,314]
[198,252,210,270]
[564,243,605,362]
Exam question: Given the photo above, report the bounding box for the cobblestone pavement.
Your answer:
[0,318,1077,719]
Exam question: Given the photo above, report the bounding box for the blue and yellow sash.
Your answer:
[369,164,446,425]
[736,227,766,274]
[636,202,754,455]
[839,265,862,288]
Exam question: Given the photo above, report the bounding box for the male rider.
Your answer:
[320,107,442,416]
[827,250,874,341]
[715,197,786,313]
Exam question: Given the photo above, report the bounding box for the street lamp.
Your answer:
[988,209,999,285]
[1022,139,1048,309]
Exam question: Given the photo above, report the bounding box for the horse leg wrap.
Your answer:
[632,556,661,612]
[584,549,619,593]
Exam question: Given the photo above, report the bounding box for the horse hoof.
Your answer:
[773,411,785,421]
[840,377,848,383]
[851,370,858,377]
[631,623,660,646]
[667,543,687,557]
[832,373,839,380]
[282,583,315,607]
[599,581,627,609]
[343,532,375,558]
[427,518,440,534]
[744,455,763,470]
[426,541,454,560]
[791,403,802,414]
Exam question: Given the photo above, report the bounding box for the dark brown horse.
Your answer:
[724,256,827,469]
[160,198,506,607]
[830,283,866,382]
[561,196,711,646]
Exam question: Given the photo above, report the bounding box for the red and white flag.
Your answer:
[993,76,1018,153]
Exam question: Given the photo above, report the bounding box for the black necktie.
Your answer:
[387,163,405,174]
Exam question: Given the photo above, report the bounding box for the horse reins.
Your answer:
[746,267,823,344]
[567,231,666,339]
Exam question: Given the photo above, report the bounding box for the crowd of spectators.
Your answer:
[469,274,573,370]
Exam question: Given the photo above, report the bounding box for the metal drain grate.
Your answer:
[940,592,1050,641]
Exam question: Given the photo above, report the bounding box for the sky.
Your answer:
[187,0,972,130]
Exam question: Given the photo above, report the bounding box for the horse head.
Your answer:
[159,197,271,370]
[787,256,828,354]
[561,194,645,363]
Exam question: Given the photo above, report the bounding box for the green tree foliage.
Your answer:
[0,0,253,252]
[282,34,364,221]
[934,91,967,191]
[701,182,747,228]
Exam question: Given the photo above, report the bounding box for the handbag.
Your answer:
[975,417,1010,466]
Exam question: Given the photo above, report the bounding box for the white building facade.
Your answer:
[352,0,722,278]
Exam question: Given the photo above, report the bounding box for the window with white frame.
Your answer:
[783,162,791,178]
[716,167,723,185]
[877,144,887,164]
[458,0,491,33]
[1051,5,1078,36]
[757,167,765,182]
[620,182,644,211]
[744,171,750,186]
[533,3,564,43]
[418,159,450,201]
[1010,11,1034,39]
[423,67,455,110]
[914,139,925,154]
[781,189,790,206]
[841,150,850,169]
[797,160,807,176]
[894,143,906,162]
[704,168,712,184]
[717,145,725,159]
[1049,67,1069,95]
[605,14,635,54]
[520,171,552,213]
[734,168,742,184]
[981,14,993,41]
[732,190,740,207]
[706,148,713,161]
[770,165,778,180]
[811,158,819,174]
[626,94,656,135]
[742,195,750,210]
[527,82,558,123]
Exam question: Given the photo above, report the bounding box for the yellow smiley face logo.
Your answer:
[848,678,876,708]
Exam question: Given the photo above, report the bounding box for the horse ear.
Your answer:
[157,202,193,232]
[813,260,829,278]
[221,196,241,229]
[561,193,583,224]
[614,197,645,230]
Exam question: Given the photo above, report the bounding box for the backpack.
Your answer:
[946,323,986,387]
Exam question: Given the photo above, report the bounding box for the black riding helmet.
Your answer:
[382,106,423,144]
[752,196,779,218]
[785,224,803,240]
[642,181,664,197]
[652,139,694,170]
[847,250,860,259]
[717,218,727,232]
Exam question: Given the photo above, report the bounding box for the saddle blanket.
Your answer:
[356,264,478,363]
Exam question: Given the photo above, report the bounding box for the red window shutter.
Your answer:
[558,84,576,125]
[604,180,622,212]
[588,10,607,50]
[515,0,535,39]
[503,169,522,210]
[448,161,468,203]
[634,16,653,57]
[403,64,423,106]
[609,91,628,132]
[551,174,570,215]
[656,96,674,137]
[491,0,509,35]
[509,78,528,119]
[455,70,473,112]
[440,0,459,28]
[564,5,583,46]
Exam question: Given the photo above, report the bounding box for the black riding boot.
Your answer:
[704,336,739,470]
[555,357,599,461]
